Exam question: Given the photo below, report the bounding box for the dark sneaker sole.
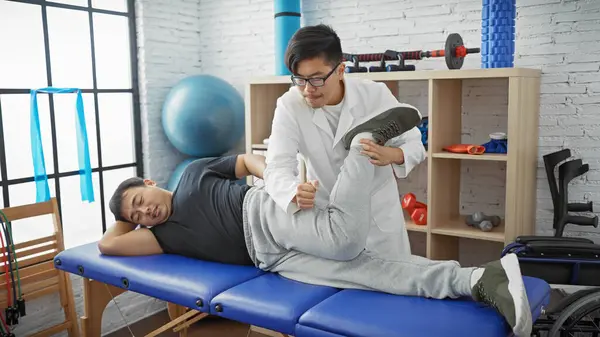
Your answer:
[502,253,532,337]
[341,105,422,150]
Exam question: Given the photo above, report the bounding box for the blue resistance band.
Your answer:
[30,87,94,203]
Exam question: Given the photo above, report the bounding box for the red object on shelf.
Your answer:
[443,144,485,155]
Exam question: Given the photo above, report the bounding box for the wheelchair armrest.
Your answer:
[526,241,600,256]
[515,235,594,244]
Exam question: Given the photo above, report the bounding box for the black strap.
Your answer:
[274,11,301,18]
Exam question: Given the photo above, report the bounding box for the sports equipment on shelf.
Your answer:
[343,33,480,72]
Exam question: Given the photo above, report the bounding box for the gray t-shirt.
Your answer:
[150,155,254,265]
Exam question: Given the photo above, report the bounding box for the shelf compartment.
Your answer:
[431,152,507,161]
[246,68,541,264]
[428,157,507,233]
[430,216,505,243]
[404,216,428,232]
[244,83,291,154]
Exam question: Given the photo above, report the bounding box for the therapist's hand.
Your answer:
[360,139,405,166]
[293,180,319,209]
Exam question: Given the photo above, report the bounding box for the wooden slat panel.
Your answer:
[7,251,57,270]
[0,276,60,306]
[0,242,58,262]
[0,268,57,289]
[11,235,57,251]
[0,260,54,278]
[0,198,79,336]
[0,284,60,308]
[22,276,59,294]
[23,283,60,301]
[28,320,71,337]
[0,276,59,300]
[0,201,54,222]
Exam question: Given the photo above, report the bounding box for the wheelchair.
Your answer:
[502,148,600,337]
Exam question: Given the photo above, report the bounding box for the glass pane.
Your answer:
[2,94,55,180]
[93,13,132,89]
[9,179,56,207]
[92,0,128,12]
[47,0,88,7]
[98,93,135,166]
[54,93,98,172]
[102,167,136,226]
[9,214,56,248]
[60,173,102,249]
[0,186,3,208]
[8,180,56,245]
[47,7,93,89]
[0,2,48,89]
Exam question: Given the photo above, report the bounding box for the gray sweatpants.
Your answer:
[243,146,475,299]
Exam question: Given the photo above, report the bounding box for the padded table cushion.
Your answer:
[53,242,264,312]
[55,242,552,337]
[295,276,551,337]
[211,273,339,335]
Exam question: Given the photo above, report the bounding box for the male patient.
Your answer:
[100,107,532,337]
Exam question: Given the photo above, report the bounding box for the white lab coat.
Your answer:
[263,77,427,260]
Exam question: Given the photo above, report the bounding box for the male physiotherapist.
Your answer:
[263,24,427,259]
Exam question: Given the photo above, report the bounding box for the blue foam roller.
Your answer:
[481,0,516,69]
[274,0,301,75]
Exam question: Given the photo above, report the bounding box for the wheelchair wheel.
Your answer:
[548,290,600,337]
[545,288,600,315]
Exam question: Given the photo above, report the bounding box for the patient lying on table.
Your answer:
[99,107,532,337]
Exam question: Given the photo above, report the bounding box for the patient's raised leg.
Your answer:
[254,106,422,261]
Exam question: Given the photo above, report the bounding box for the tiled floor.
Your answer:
[106,310,267,337]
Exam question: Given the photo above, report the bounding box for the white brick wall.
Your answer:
[516,1,600,239]
[137,0,202,187]
[17,0,597,335]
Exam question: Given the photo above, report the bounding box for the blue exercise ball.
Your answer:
[168,157,247,191]
[167,158,197,191]
[162,75,245,157]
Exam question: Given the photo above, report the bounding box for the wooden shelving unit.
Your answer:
[245,67,541,262]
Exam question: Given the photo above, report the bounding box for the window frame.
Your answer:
[0,0,143,233]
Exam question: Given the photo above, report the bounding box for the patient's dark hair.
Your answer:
[108,177,145,222]
[284,24,343,74]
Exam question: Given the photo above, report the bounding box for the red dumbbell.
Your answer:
[401,193,427,226]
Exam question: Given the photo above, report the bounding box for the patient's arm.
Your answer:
[98,221,163,256]
[235,154,266,179]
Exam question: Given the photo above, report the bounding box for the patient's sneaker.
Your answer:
[341,106,422,150]
[471,253,532,337]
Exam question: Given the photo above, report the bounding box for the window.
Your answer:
[0,0,142,249]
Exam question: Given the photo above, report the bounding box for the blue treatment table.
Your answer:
[54,242,551,337]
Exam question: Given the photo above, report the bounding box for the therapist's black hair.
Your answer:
[108,177,146,222]
[285,24,343,74]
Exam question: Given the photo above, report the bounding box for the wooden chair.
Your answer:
[0,197,79,336]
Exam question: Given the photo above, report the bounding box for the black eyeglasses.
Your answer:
[291,63,340,87]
